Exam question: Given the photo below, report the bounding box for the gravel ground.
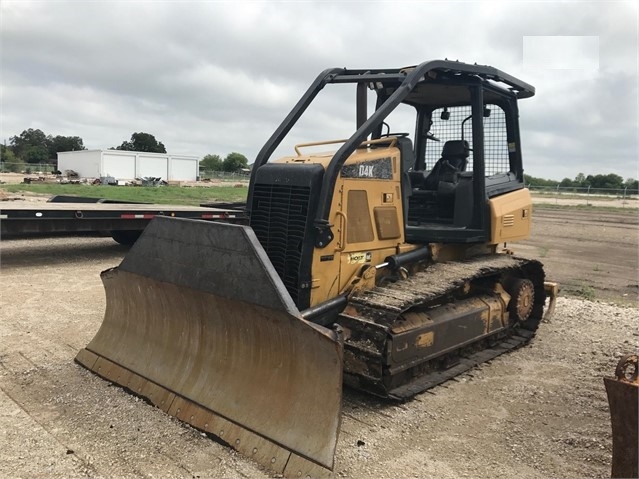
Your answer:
[1,207,637,478]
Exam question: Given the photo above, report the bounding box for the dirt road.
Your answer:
[1,207,637,478]
[520,207,638,306]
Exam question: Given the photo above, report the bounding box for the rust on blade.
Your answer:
[604,353,638,479]
[75,218,343,476]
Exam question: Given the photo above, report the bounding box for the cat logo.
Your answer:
[358,164,374,177]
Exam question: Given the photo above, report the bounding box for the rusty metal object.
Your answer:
[76,217,343,477]
[507,278,535,322]
[604,353,638,479]
[542,281,559,321]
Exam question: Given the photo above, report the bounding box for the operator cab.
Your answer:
[368,72,529,243]
[247,60,535,252]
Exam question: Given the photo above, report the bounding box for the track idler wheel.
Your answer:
[506,278,535,323]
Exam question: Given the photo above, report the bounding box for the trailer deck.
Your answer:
[0,197,246,240]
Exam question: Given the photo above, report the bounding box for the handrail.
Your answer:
[294,139,348,156]
[293,136,398,156]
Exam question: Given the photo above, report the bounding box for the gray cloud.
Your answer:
[1,1,637,180]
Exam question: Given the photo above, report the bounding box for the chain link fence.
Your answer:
[0,161,58,174]
[198,169,250,182]
[527,185,638,208]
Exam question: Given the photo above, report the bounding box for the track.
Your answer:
[341,255,546,399]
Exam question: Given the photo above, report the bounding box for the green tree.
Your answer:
[586,173,624,189]
[574,173,586,186]
[8,129,86,166]
[559,177,574,188]
[10,128,48,161]
[0,147,25,172]
[48,135,85,157]
[222,152,248,172]
[200,154,223,171]
[623,178,638,193]
[25,145,49,164]
[116,132,166,153]
[523,174,558,187]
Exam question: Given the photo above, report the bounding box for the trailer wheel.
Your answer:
[111,230,142,246]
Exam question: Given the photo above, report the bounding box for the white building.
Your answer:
[57,150,199,182]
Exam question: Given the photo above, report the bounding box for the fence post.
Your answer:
[587,185,591,206]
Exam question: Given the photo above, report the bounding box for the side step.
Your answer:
[76,217,343,477]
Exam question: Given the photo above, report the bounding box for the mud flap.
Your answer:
[76,217,343,477]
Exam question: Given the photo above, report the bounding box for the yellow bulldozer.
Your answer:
[76,60,558,478]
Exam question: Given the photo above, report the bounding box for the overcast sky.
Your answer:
[2,1,637,181]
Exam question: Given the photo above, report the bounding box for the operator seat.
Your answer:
[422,140,470,191]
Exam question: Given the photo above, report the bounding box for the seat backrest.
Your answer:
[441,140,470,171]
[396,136,415,173]
[395,136,415,225]
[422,140,470,190]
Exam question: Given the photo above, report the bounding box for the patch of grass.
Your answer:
[575,283,596,301]
[0,184,248,206]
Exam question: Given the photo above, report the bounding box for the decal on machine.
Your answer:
[340,157,393,179]
[348,251,372,264]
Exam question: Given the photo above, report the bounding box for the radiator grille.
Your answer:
[250,184,312,305]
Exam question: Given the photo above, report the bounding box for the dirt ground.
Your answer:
[1,207,637,479]
[519,207,638,307]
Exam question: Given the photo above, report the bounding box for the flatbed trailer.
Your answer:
[0,196,247,244]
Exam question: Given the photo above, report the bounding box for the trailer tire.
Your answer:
[111,230,142,246]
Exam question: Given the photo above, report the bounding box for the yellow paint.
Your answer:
[488,189,533,244]
[275,138,408,306]
[415,332,435,348]
[273,138,534,307]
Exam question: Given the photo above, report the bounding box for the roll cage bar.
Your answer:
[247,60,535,248]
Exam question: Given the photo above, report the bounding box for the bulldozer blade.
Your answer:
[76,217,343,477]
